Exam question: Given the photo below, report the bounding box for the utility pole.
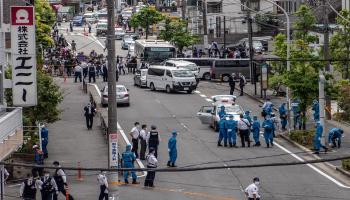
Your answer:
[322,0,331,120]
[202,0,208,47]
[246,0,255,92]
[182,0,186,20]
[107,0,118,188]
[223,16,226,50]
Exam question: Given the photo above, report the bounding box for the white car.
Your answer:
[115,28,125,40]
[163,60,200,81]
[127,43,135,57]
[101,85,130,107]
[197,95,243,131]
[83,13,97,24]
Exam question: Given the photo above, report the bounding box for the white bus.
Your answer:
[134,40,176,64]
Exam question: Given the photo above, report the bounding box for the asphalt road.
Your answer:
[58,24,350,200]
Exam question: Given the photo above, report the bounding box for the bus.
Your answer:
[134,40,176,64]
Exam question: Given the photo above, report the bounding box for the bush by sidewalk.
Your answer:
[290,129,315,148]
[342,159,350,171]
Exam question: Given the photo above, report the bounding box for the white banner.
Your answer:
[109,133,118,168]
[10,6,37,106]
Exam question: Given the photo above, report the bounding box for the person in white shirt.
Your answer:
[129,122,140,158]
[97,171,108,200]
[144,148,158,187]
[245,177,261,200]
[238,114,251,147]
[74,64,82,83]
[139,124,148,160]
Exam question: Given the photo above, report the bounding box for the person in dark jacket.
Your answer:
[102,62,108,82]
[239,73,246,96]
[228,73,236,95]
[84,102,96,130]
[148,125,160,158]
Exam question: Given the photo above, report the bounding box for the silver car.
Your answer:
[101,85,130,107]
[121,36,135,49]
[115,27,125,40]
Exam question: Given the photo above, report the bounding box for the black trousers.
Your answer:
[248,198,260,200]
[149,145,158,158]
[103,74,108,82]
[74,72,82,82]
[131,138,139,158]
[239,129,250,147]
[85,116,93,129]
[144,167,156,187]
[98,185,108,200]
[89,73,96,83]
[41,191,53,200]
[140,139,147,160]
[230,86,235,95]
[239,85,244,96]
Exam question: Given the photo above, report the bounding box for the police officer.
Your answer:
[218,106,226,119]
[82,62,88,79]
[40,171,58,200]
[244,177,261,200]
[139,124,148,160]
[167,130,178,167]
[144,148,158,188]
[279,103,287,131]
[129,122,140,158]
[71,40,76,52]
[225,115,237,147]
[88,62,96,83]
[97,171,108,200]
[102,61,108,82]
[122,145,139,184]
[218,116,227,147]
[84,102,96,130]
[312,99,320,122]
[20,174,40,200]
[244,111,253,124]
[148,125,160,158]
[328,128,344,148]
[262,115,274,148]
[53,161,74,200]
[228,73,236,95]
[313,121,328,154]
[40,125,49,159]
[252,116,261,146]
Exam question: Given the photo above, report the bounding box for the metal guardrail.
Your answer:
[0,108,23,143]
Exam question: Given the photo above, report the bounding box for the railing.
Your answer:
[156,6,178,13]
[0,107,23,143]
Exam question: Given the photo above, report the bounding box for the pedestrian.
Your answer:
[122,145,139,184]
[228,73,236,95]
[225,115,238,147]
[88,23,92,33]
[71,40,76,52]
[74,63,82,82]
[261,101,273,118]
[270,113,278,137]
[40,125,49,159]
[88,62,96,83]
[279,103,287,131]
[238,73,246,96]
[82,62,88,79]
[102,62,108,82]
[52,161,74,200]
[245,177,261,200]
[244,111,253,124]
[139,124,148,160]
[252,116,261,146]
[129,122,140,158]
[84,102,96,130]
[262,115,274,148]
[148,125,160,158]
[40,171,58,200]
[217,117,227,147]
[144,148,158,188]
[218,106,226,119]
[192,47,198,58]
[328,128,343,148]
[20,174,40,200]
[312,99,320,122]
[69,22,73,32]
[33,145,44,177]
[313,121,328,154]
[97,171,108,200]
[167,130,178,167]
[238,114,251,147]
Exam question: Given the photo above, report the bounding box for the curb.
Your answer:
[336,167,350,178]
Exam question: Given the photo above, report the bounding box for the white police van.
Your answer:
[146,65,197,94]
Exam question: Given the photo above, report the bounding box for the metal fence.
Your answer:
[0,107,22,143]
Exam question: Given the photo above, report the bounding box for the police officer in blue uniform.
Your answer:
[225,115,237,147]
[167,130,178,167]
[279,103,287,131]
[328,128,344,148]
[313,121,328,154]
[41,125,49,159]
[262,115,274,148]
[218,117,227,147]
[218,106,226,119]
[312,100,320,122]
[122,144,139,184]
[252,116,261,146]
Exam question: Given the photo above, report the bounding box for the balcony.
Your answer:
[156,6,178,13]
[0,107,23,160]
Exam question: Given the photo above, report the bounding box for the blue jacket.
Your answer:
[328,128,342,143]
[225,119,237,132]
[41,127,48,139]
[219,118,226,129]
[252,121,260,133]
[315,123,323,138]
[262,119,274,133]
[218,110,226,119]
[168,137,177,153]
[244,114,252,123]
[122,146,135,164]
[279,104,286,117]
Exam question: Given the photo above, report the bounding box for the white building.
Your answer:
[342,0,350,10]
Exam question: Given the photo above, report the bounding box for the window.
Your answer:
[241,0,260,11]
[148,68,165,76]
[166,70,172,77]
[215,60,249,68]
[276,1,297,14]
[165,62,174,66]
[207,2,222,13]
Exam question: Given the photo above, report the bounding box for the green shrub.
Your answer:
[290,129,315,148]
[342,159,350,171]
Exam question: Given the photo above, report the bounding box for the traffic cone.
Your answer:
[76,161,83,181]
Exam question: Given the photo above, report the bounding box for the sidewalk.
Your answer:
[241,82,350,167]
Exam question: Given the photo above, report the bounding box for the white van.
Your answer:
[163,60,200,82]
[146,66,197,94]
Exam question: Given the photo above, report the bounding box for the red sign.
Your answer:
[110,133,118,140]
[11,6,34,26]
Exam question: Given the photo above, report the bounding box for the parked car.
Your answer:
[96,22,108,36]
[72,16,84,26]
[121,36,135,49]
[134,69,148,87]
[83,13,97,24]
[101,85,130,106]
[115,28,125,40]
[162,60,200,82]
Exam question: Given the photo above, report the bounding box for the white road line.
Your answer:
[194,90,201,94]
[274,142,350,189]
[91,35,105,48]
[200,94,207,98]
[205,98,213,102]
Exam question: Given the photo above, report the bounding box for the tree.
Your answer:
[330,10,350,79]
[5,69,63,126]
[160,17,199,52]
[130,6,164,39]
[272,5,321,129]
[35,0,56,64]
